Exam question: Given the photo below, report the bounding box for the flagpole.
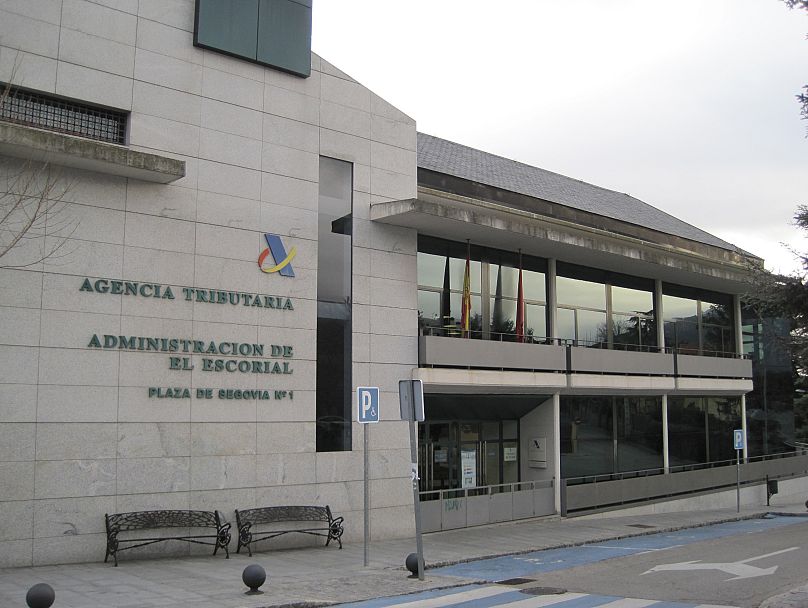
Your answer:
[461,239,471,338]
[516,249,525,343]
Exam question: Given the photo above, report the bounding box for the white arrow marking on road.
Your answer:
[641,546,799,581]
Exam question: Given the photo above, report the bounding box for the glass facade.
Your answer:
[556,263,656,351]
[316,157,353,452]
[417,237,547,341]
[662,286,735,356]
[667,396,742,467]
[742,309,796,456]
[418,419,520,491]
[561,396,663,479]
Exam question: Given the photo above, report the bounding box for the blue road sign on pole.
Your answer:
[357,387,380,423]
[734,429,745,451]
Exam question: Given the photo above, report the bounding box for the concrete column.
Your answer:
[662,394,669,473]
[553,392,562,514]
[655,279,665,351]
[548,259,557,343]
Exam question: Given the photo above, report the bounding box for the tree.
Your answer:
[0,56,75,267]
[783,0,808,132]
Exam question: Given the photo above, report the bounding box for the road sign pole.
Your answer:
[733,429,744,514]
[364,421,369,566]
[408,415,425,581]
[736,448,741,513]
[400,379,425,581]
[356,387,380,568]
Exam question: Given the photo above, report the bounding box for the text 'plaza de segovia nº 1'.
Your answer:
[0,0,803,567]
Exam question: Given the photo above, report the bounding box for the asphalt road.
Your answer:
[421,515,808,608]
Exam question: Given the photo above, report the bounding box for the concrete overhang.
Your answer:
[371,190,756,294]
[0,122,185,183]
[413,368,566,393]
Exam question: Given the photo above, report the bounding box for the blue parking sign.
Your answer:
[357,387,380,423]
[733,429,744,450]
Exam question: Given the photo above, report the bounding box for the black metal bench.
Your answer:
[104,509,231,566]
[235,505,344,556]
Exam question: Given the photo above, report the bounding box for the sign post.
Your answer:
[357,387,379,567]
[734,429,744,513]
[399,379,425,581]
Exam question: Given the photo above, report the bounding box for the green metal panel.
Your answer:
[257,0,312,78]
[195,0,259,60]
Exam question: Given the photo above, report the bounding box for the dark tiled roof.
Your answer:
[417,132,740,252]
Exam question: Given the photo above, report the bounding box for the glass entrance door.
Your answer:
[418,422,453,491]
[418,419,520,492]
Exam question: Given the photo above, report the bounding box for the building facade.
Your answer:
[0,0,791,567]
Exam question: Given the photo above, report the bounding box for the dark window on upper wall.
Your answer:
[316,156,353,452]
[194,0,312,78]
[0,86,127,144]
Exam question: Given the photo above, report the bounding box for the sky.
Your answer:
[311,0,808,275]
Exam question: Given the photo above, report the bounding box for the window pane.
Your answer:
[196,0,259,59]
[256,0,312,78]
[612,313,656,349]
[418,290,441,333]
[707,397,741,462]
[665,319,699,354]
[612,286,653,315]
[489,264,518,299]
[317,157,352,452]
[449,293,482,335]
[668,397,706,466]
[418,252,447,289]
[524,269,546,302]
[490,297,516,336]
[489,266,545,302]
[663,294,697,321]
[577,310,608,345]
[557,308,576,341]
[502,420,518,439]
[616,397,663,473]
[482,422,499,440]
[450,257,481,294]
[702,302,733,355]
[560,397,614,478]
[557,276,606,309]
[526,304,547,340]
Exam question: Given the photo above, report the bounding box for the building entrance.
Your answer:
[417,420,519,492]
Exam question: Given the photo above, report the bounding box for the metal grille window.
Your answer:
[0,86,127,144]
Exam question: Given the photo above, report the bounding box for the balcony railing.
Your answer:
[419,328,752,378]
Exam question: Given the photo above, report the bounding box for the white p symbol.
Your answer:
[361,391,372,417]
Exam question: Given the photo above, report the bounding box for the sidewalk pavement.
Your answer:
[1,498,807,608]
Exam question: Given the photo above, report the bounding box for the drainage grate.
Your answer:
[627,524,656,529]
[497,578,537,585]
[520,587,567,595]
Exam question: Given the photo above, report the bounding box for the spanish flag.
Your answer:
[460,241,471,336]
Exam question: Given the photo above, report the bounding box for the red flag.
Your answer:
[460,243,471,336]
[515,253,525,343]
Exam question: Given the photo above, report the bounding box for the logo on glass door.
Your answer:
[258,233,296,277]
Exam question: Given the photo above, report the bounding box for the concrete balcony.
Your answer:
[676,353,753,379]
[569,347,674,376]
[418,335,566,372]
[418,334,753,389]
